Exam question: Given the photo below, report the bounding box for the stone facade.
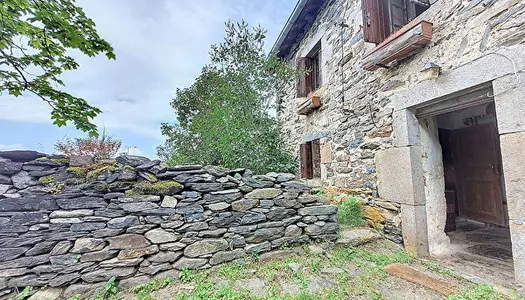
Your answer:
[0,151,337,297]
[276,0,525,281]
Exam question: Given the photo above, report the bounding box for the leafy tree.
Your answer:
[0,0,116,136]
[158,21,296,173]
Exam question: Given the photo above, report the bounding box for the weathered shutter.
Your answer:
[300,143,313,179]
[386,0,408,34]
[407,0,430,21]
[362,0,389,44]
[311,140,321,178]
[296,58,308,97]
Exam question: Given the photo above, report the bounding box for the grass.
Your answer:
[337,198,365,226]
[447,284,518,300]
[64,242,522,300]
[132,277,173,300]
[421,260,460,278]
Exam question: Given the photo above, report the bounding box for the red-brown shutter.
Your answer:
[300,143,313,179]
[362,0,389,44]
[296,58,308,97]
[311,140,321,178]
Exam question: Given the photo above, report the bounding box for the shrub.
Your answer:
[338,198,365,226]
[54,130,121,159]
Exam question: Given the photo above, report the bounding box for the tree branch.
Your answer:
[0,48,29,89]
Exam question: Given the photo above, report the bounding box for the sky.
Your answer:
[0,0,297,158]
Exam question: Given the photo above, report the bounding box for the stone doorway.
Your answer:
[433,103,514,287]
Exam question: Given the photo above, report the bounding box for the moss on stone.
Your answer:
[117,165,135,172]
[86,165,116,181]
[124,189,143,196]
[128,180,183,196]
[48,182,64,195]
[66,167,88,178]
[39,174,56,185]
[35,157,68,164]
[51,158,69,164]
[143,172,158,182]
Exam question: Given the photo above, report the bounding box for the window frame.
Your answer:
[362,0,430,45]
[296,41,322,98]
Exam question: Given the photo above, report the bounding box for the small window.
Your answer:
[300,139,321,179]
[362,0,430,44]
[296,42,322,97]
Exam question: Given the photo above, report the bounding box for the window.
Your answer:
[362,0,430,44]
[296,42,322,98]
[300,139,321,179]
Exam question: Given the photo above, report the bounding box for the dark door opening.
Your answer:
[436,102,514,285]
[437,102,507,229]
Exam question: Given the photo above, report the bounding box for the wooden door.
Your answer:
[451,123,505,226]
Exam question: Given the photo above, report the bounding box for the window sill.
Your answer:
[362,20,433,71]
[297,94,321,115]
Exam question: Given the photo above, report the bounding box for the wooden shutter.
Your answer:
[311,140,321,178]
[386,0,408,34]
[296,58,308,97]
[362,0,389,44]
[300,143,313,179]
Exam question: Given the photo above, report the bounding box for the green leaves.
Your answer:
[158,20,296,173]
[0,0,116,136]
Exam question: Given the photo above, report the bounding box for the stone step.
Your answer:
[384,263,456,296]
[336,227,381,247]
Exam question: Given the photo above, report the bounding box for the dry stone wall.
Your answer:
[0,150,338,297]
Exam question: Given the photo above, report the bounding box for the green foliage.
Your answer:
[178,268,194,283]
[69,294,82,300]
[47,182,64,194]
[447,284,510,300]
[103,276,118,299]
[217,263,246,281]
[421,260,459,278]
[0,0,115,136]
[66,167,88,178]
[337,198,365,227]
[158,20,297,174]
[86,165,116,181]
[15,286,31,300]
[132,277,173,300]
[38,174,56,184]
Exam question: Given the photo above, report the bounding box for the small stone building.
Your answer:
[274,0,525,284]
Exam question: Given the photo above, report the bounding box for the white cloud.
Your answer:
[0,144,26,151]
[120,146,144,156]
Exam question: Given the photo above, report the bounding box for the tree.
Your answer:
[0,0,115,136]
[158,21,296,173]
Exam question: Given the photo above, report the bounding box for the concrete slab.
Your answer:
[393,109,420,147]
[499,131,525,284]
[401,204,430,257]
[494,74,525,135]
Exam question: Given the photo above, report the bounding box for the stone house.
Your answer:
[273,0,525,285]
